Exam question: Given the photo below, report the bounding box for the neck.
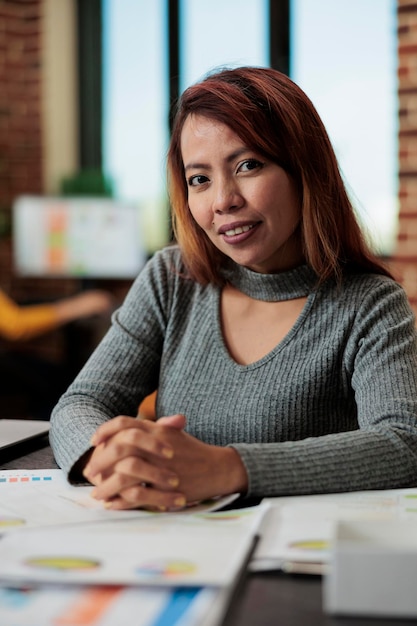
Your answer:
[220,261,318,302]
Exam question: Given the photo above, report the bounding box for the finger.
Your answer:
[104,486,187,512]
[91,414,185,446]
[157,414,187,429]
[91,456,179,502]
[84,441,120,482]
[90,415,141,446]
[83,443,108,482]
[82,470,103,486]
[116,425,175,459]
[85,428,174,480]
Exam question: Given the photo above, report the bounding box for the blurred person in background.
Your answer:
[0,287,114,420]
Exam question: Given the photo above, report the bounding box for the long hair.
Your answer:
[167,66,392,285]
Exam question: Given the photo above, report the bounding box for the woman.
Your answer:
[50,67,417,511]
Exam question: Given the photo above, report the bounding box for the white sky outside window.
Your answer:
[102,0,169,252]
[179,0,269,91]
[291,0,398,254]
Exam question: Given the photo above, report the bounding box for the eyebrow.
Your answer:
[183,147,252,173]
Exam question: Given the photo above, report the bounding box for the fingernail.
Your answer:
[162,447,173,459]
[174,496,186,508]
[168,477,179,487]
[84,464,92,477]
[158,505,167,512]
[90,434,98,446]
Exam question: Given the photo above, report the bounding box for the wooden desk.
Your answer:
[1,444,413,626]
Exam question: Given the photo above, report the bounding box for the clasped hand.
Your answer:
[83,414,247,511]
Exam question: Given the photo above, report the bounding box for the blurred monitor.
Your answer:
[12,196,147,279]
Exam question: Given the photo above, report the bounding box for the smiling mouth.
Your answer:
[224,224,255,237]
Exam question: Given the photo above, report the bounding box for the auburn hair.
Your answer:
[167,66,392,285]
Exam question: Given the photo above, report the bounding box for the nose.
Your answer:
[212,177,244,214]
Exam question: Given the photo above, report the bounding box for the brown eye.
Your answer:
[188,174,209,186]
[239,159,263,173]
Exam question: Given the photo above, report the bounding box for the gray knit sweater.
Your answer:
[50,245,417,496]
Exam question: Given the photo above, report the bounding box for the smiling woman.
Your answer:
[50,67,417,513]
[181,115,303,274]
[168,67,390,287]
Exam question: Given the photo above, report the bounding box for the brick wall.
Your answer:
[0,0,78,301]
[0,0,43,293]
[0,0,79,370]
[0,0,43,219]
[393,0,417,315]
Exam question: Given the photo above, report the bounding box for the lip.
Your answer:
[218,220,261,244]
[218,220,259,235]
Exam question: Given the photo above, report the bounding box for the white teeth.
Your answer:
[224,224,253,236]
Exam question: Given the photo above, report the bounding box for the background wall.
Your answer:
[0,0,77,301]
[0,0,79,369]
[0,0,43,295]
[41,0,78,195]
[394,0,417,315]
[1,0,417,316]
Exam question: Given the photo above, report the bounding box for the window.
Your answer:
[102,1,398,256]
[102,0,169,253]
[102,0,269,253]
[291,0,398,254]
[179,0,269,91]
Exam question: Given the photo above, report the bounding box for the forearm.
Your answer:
[0,291,112,342]
[206,446,248,497]
[50,393,115,477]
[0,302,59,341]
[52,291,113,324]
[232,427,417,497]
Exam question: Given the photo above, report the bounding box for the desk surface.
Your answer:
[1,441,413,626]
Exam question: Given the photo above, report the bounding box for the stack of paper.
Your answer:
[0,469,267,626]
[4,469,417,623]
[251,488,417,574]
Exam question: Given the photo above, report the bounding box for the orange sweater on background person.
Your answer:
[0,288,114,342]
[0,287,115,420]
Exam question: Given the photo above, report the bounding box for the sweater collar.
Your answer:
[220,262,318,302]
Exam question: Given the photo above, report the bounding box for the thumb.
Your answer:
[158,414,186,430]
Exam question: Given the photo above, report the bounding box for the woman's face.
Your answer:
[181,114,304,274]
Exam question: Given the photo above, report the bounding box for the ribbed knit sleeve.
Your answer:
[50,247,178,475]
